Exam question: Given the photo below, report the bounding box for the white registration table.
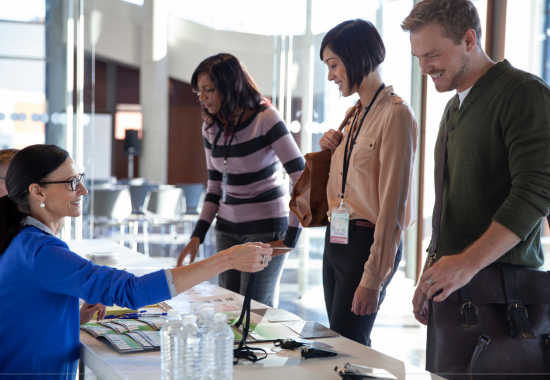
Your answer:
[69,240,443,380]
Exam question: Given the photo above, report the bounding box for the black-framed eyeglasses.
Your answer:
[37,173,85,191]
[0,177,4,180]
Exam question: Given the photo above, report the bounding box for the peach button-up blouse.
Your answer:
[326,85,418,291]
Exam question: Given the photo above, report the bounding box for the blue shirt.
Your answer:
[0,226,173,379]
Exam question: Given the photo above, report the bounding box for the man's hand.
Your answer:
[351,285,380,316]
[419,253,479,303]
[80,302,106,325]
[264,239,292,256]
[319,129,344,151]
[177,237,200,267]
[412,285,429,325]
[419,222,521,303]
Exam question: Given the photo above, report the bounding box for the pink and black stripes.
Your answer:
[191,106,305,248]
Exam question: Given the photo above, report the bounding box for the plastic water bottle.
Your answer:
[198,308,215,380]
[211,313,233,380]
[160,309,184,380]
[190,302,202,319]
[182,314,203,380]
[198,307,215,335]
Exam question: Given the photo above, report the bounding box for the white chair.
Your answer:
[143,188,186,256]
[129,184,160,214]
[90,189,133,243]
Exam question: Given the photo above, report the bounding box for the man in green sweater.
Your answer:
[402,0,550,322]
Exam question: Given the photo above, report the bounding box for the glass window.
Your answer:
[168,0,306,35]
[0,18,46,149]
[0,0,45,23]
[505,0,545,76]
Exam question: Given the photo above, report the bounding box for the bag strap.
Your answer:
[467,334,490,380]
[338,104,361,133]
[501,265,536,339]
[459,285,479,328]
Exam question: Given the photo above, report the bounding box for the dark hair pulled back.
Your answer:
[191,53,271,134]
[0,144,69,253]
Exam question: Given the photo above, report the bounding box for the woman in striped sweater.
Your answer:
[176,53,305,307]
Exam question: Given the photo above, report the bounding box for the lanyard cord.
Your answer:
[233,273,268,364]
[213,111,245,164]
[341,83,385,200]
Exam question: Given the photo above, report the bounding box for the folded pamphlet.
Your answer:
[80,318,164,353]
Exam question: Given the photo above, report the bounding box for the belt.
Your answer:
[351,219,375,229]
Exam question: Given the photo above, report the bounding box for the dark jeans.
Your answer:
[215,229,287,308]
[323,222,402,346]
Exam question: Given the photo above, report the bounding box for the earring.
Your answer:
[40,202,45,208]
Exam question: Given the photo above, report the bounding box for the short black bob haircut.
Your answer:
[320,19,386,92]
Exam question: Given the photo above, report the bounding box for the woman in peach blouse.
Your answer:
[319,19,418,346]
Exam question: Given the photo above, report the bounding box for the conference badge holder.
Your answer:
[222,163,228,203]
[330,201,350,244]
[301,345,337,359]
[334,363,397,380]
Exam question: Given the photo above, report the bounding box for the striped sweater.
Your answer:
[191,106,305,248]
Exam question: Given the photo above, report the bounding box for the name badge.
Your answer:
[330,206,350,244]
[222,170,228,203]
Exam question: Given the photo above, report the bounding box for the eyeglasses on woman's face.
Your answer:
[38,173,85,192]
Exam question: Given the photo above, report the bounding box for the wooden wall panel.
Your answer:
[168,78,207,185]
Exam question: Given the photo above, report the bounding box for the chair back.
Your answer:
[129,184,159,213]
[175,183,205,214]
[92,188,133,220]
[85,179,113,190]
[118,177,148,186]
[143,188,186,220]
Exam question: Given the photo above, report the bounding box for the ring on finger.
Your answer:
[262,255,269,265]
[427,277,435,286]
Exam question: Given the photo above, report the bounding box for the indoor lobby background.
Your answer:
[1,0,549,371]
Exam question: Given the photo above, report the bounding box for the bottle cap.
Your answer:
[201,307,215,316]
[183,314,197,325]
[214,313,227,323]
[167,309,181,318]
[190,303,202,312]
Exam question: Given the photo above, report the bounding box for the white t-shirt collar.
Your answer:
[457,86,473,108]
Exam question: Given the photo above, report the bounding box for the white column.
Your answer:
[297,0,313,298]
[139,0,169,184]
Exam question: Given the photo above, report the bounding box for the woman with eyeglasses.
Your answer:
[176,53,305,308]
[0,144,272,378]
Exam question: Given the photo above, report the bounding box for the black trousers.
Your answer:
[323,222,402,346]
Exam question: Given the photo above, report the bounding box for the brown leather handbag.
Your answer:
[426,107,550,379]
[289,105,357,228]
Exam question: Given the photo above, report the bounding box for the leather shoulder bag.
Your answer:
[289,105,357,228]
[426,97,550,380]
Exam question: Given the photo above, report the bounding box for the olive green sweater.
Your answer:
[433,60,550,268]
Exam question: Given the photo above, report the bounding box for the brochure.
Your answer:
[80,318,164,353]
